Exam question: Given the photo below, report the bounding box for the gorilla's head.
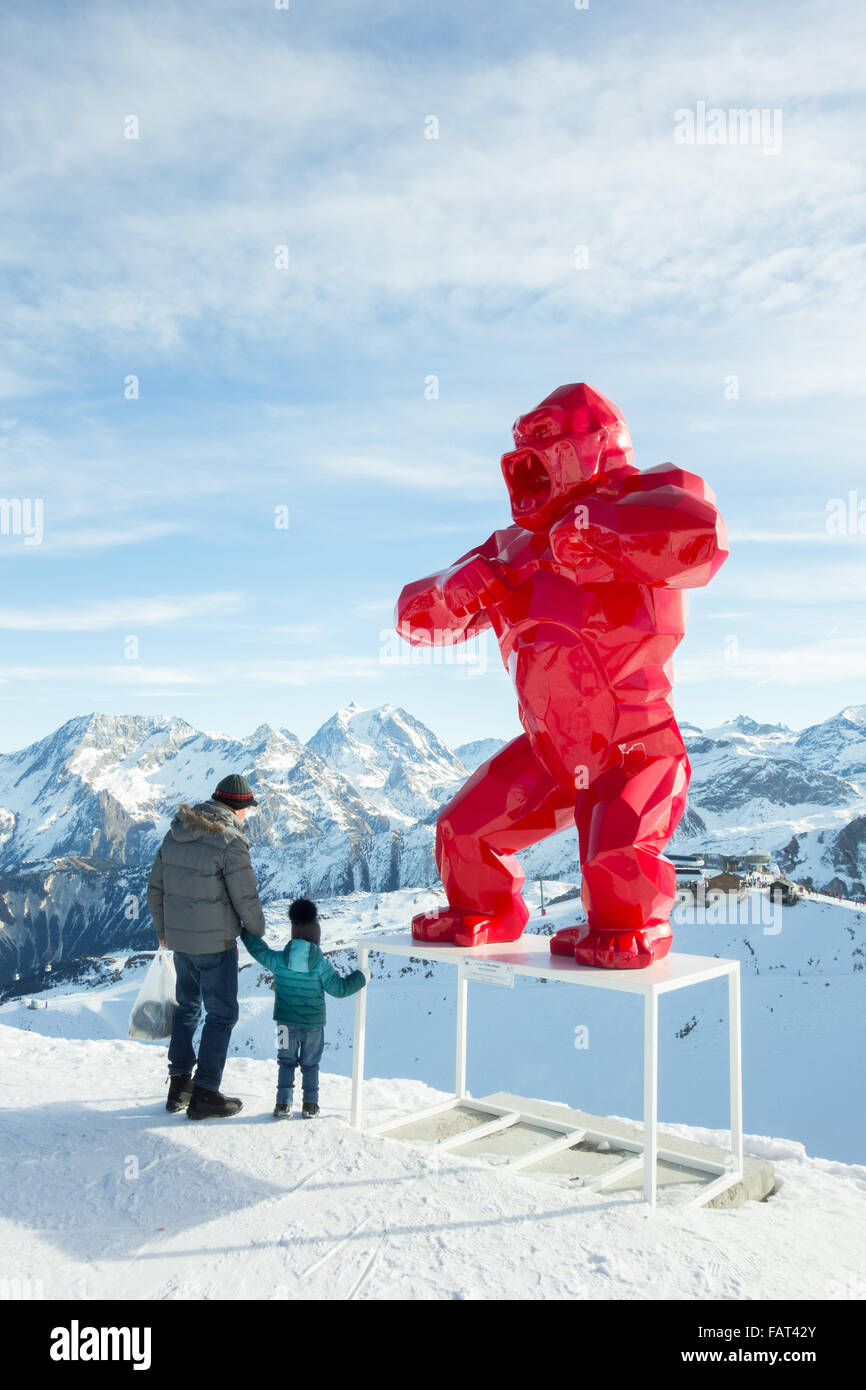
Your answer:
[500,383,633,532]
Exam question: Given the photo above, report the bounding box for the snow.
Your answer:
[1,1023,864,1301]
[1,884,864,1299]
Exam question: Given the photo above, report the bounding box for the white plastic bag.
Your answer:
[128,949,177,1041]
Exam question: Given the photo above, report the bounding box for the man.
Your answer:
[146,773,266,1118]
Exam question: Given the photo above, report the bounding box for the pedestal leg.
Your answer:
[350,944,369,1129]
[728,964,743,1175]
[456,960,468,1098]
[643,989,658,1206]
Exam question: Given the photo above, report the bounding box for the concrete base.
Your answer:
[384,1091,775,1209]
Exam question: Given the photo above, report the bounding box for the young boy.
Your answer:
[241,898,368,1119]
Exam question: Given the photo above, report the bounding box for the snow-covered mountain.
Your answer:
[455,738,508,771]
[794,705,866,778]
[671,713,866,890]
[0,711,407,867]
[1,701,866,982]
[307,703,467,822]
[702,715,795,745]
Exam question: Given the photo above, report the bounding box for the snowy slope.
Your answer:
[455,737,508,771]
[1,1022,864,1301]
[795,705,866,778]
[2,882,864,1300]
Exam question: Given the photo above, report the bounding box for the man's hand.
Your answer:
[441,555,511,618]
[158,938,167,948]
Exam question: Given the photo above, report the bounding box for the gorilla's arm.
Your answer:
[395,533,513,645]
[549,465,728,589]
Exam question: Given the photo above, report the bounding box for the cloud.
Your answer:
[0,519,192,556]
[353,598,398,617]
[0,593,244,631]
[677,635,866,686]
[1,6,864,391]
[727,531,858,544]
[260,624,334,644]
[714,557,866,604]
[0,655,387,687]
[321,448,497,495]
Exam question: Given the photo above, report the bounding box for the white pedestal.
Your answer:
[350,932,743,1208]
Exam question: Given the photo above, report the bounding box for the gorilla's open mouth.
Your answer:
[503,450,552,517]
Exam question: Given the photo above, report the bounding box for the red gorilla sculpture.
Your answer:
[395,383,728,968]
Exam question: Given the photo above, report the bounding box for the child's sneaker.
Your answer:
[302,1101,320,1118]
[273,1103,292,1119]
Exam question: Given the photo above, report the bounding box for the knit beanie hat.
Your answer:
[213,773,258,809]
[289,897,320,944]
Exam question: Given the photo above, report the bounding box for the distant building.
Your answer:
[669,852,706,887]
[769,878,799,906]
[674,868,705,889]
[706,871,747,899]
[743,851,772,867]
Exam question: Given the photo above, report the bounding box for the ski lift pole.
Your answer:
[536,876,546,917]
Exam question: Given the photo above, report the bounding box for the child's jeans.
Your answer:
[276,1025,325,1105]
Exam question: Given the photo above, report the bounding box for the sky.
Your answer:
[1,0,865,754]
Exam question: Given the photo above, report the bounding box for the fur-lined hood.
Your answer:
[169,799,244,843]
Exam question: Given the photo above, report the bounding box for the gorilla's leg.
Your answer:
[412,734,574,946]
[550,751,689,968]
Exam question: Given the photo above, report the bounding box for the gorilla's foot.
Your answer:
[411,908,484,944]
[549,922,673,969]
[412,900,529,947]
[549,925,586,957]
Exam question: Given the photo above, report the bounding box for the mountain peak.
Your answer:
[730,715,791,734]
[331,701,366,728]
[707,715,793,738]
[29,713,193,760]
[307,703,465,821]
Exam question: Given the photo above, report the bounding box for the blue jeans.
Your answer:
[169,948,239,1093]
[276,1026,324,1105]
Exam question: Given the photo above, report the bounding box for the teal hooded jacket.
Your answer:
[241,929,365,1028]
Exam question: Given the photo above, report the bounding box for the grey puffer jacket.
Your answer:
[146,799,267,955]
